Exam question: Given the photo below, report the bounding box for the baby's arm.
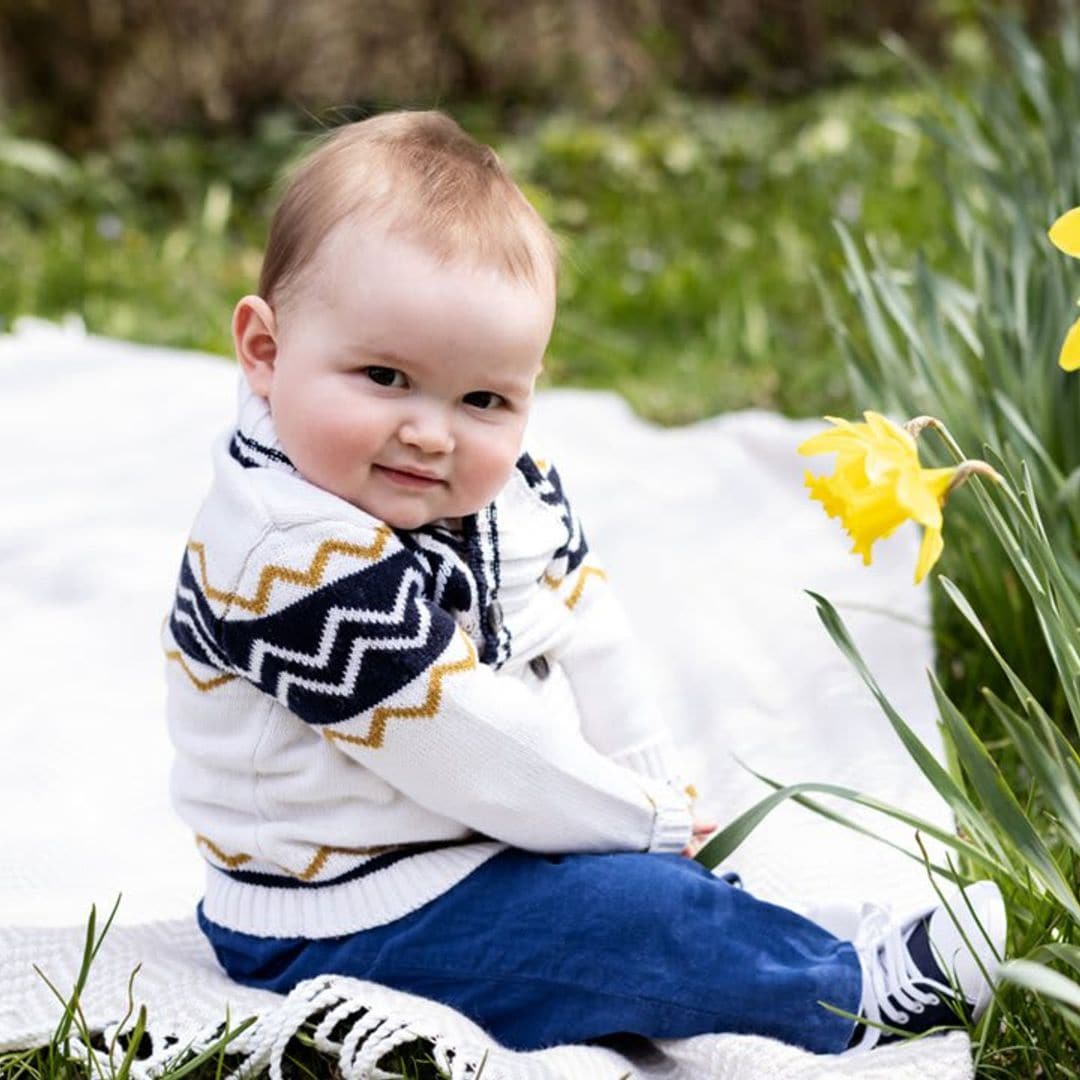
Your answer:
[215,521,692,856]
[549,563,681,778]
[534,463,692,793]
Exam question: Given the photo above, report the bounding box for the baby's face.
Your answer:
[253,220,555,529]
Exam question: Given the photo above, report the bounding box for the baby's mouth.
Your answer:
[374,464,446,489]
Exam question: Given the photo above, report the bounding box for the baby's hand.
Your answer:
[682,819,718,859]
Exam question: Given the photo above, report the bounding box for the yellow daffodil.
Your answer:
[1047,207,1080,371]
[798,411,957,584]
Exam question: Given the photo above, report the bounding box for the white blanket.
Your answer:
[0,320,970,1078]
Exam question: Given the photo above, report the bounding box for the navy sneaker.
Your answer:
[847,881,1007,1053]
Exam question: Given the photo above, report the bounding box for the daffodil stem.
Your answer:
[945,460,1005,501]
[904,415,968,465]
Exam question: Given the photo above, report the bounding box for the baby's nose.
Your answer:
[399,406,454,454]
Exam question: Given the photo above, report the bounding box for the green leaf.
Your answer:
[930,670,1080,919]
[938,577,1057,725]
[0,136,77,181]
[115,1005,148,1080]
[1001,959,1080,1027]
[982,689,1080,852]
[834,223,904,383]
[154,1013,257,1080]
[806,591,986,822]
[993,391,1066,488]
[693,774,999,877]
[1029,943,1080,979]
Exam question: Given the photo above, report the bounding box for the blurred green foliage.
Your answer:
[505,88,957,421]
[0,70,969,423]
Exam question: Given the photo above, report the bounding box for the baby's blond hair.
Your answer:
[259,110,558,311]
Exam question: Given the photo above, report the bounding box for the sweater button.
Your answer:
[529,655,551,680]
[485,602,504,635]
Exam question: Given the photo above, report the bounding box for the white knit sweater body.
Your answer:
[163,380,693,939]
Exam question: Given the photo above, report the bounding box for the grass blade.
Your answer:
[1001,959,1080,1028]
[693,775,1001,878]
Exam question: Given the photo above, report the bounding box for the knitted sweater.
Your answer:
[162,379,694,939]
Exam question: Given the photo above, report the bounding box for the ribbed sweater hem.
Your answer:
[200,840,507,939]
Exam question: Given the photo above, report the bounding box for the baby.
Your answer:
[163,110,1004,1055]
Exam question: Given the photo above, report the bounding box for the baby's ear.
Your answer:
[233,295,278,398]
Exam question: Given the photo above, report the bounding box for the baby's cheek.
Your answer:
[316,406,376,456]
[286,415,360,488]
[470,435,524,502]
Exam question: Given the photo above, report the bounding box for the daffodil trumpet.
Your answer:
[798,411,1000,585]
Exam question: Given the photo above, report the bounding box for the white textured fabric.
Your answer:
[0,320,970,1078]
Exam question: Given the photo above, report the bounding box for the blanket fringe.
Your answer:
[81,976,483,1080]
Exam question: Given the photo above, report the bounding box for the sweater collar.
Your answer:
[228,374,300,476]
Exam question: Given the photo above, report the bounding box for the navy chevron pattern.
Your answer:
[515,454,588,573]
[216,548,461,723]
[170,552,233,670]
[229,431,298,471]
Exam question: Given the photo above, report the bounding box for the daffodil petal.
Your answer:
[864,411,916,454]
[895,465,952,527]
[862,415,919,484]
[797,418,865,457]
[914,524,944,584]
[1060,315,1080,372]
[1049,208,1080,257]
[798,429,851,457]
[922,466,957,497]
[863,445,908,484]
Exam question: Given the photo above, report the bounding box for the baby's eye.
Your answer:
[463,390,505,410]
[364,366,408,388]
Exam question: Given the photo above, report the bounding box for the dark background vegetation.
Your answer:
[0,1,990,147]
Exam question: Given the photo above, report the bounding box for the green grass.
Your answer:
[0,900,452,1080]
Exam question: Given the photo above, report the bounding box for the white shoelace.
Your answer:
[852,904,957,1050]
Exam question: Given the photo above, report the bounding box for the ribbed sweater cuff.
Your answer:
[646,791,694,853]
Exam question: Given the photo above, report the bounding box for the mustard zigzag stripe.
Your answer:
[324,630,478,751]
[165,649,237,692]
[188,525,392,614]
[195,836,397,879]
[542,564,608,610]
[296,842,399,881]
[195,834,252,869]
[564,565,607,609]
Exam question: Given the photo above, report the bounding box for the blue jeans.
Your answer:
[197,849,861,1053]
